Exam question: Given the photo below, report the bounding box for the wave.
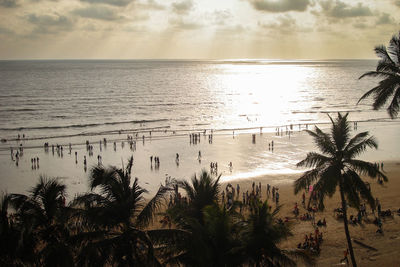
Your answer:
[0,119,168,131]
[0,108,38,112]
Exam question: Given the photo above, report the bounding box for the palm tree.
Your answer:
[358,31,400,118]
[167,170,243,266]
[72,156,184,266]
[174,169,221,223]
[239,200,312,267]
[9,176,74,266]
[294,113,387,267]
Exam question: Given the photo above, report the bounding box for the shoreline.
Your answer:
[1,120,399,199]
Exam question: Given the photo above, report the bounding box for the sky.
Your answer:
[0,0,399,59]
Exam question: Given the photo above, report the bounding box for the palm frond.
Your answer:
[347,159,387,181]
[372,78,398,110]
[136,184,171,229]
[294,168,321,194]
[374,45,395,65]
[346,136,378,159]
[344,170,375,209]
[330,112,350,151]
[296,152,331,168]
[312,166,341,210]
[387,86,400,118]
[306,127,336,156]
[388,31,400,64]
[359,71,395,80]
[89,165,117,191]
[344,131,369,152]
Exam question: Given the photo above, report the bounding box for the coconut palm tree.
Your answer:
[173,169,221,224]
[72,156,185,266]
[167,170,244,266]
[239,200,313,267]
[294,113,387,267]
[358,31,400,118]
[9,176,74,267]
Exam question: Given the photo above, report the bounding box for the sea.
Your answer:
[0,59,399,197]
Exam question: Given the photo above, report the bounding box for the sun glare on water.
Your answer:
[211,62,316,128]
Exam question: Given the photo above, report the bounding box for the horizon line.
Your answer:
[0,58,378,62]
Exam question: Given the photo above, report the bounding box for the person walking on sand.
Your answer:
[340,248,349,264]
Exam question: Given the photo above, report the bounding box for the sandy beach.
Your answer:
[222,161,400,266]
[1,119,400,266]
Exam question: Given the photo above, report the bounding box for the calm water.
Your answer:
[0,59,394,144]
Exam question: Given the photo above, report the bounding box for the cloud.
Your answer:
[376,13,395,25]
[72,6,124,21]
[353,22,367,29]
[171,0,193,14]
[169,17,202,30]
[25,13,74,36]
[248,0,310,13]
[320,1,372,18]
[0,0,19,8]
[0,26,13,34]
[27,13,74,29]
[394,0,400,7]
[258,15,312,34]
[80,0,133,7]
[136,0,165,10]
[212,10,232,26]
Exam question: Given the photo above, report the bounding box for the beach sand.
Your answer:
[1,120,400,266]
[222,161,400,267]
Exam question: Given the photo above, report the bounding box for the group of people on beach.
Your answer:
[297,228,323,254]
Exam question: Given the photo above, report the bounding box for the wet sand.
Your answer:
[0,120,399,200]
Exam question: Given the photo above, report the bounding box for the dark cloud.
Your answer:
[376,13,395,25]
[169,18,202,30]
[25,13,74,36]
[80,0,133,7]
[320,1,372,18]
[171,0,193,14]
[249,0,310,13]
[27,13,73,29]
[394,1,400,7]
[72,6,124,21]
[0,0,19,8]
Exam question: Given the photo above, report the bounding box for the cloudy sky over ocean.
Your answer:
[0,0,399,59]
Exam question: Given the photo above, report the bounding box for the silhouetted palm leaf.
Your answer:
[359,31,400,118]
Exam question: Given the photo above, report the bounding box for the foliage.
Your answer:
[295,113,387,267]
[359,31,400,118]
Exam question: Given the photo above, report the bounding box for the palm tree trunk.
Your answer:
[339,181,357,267]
